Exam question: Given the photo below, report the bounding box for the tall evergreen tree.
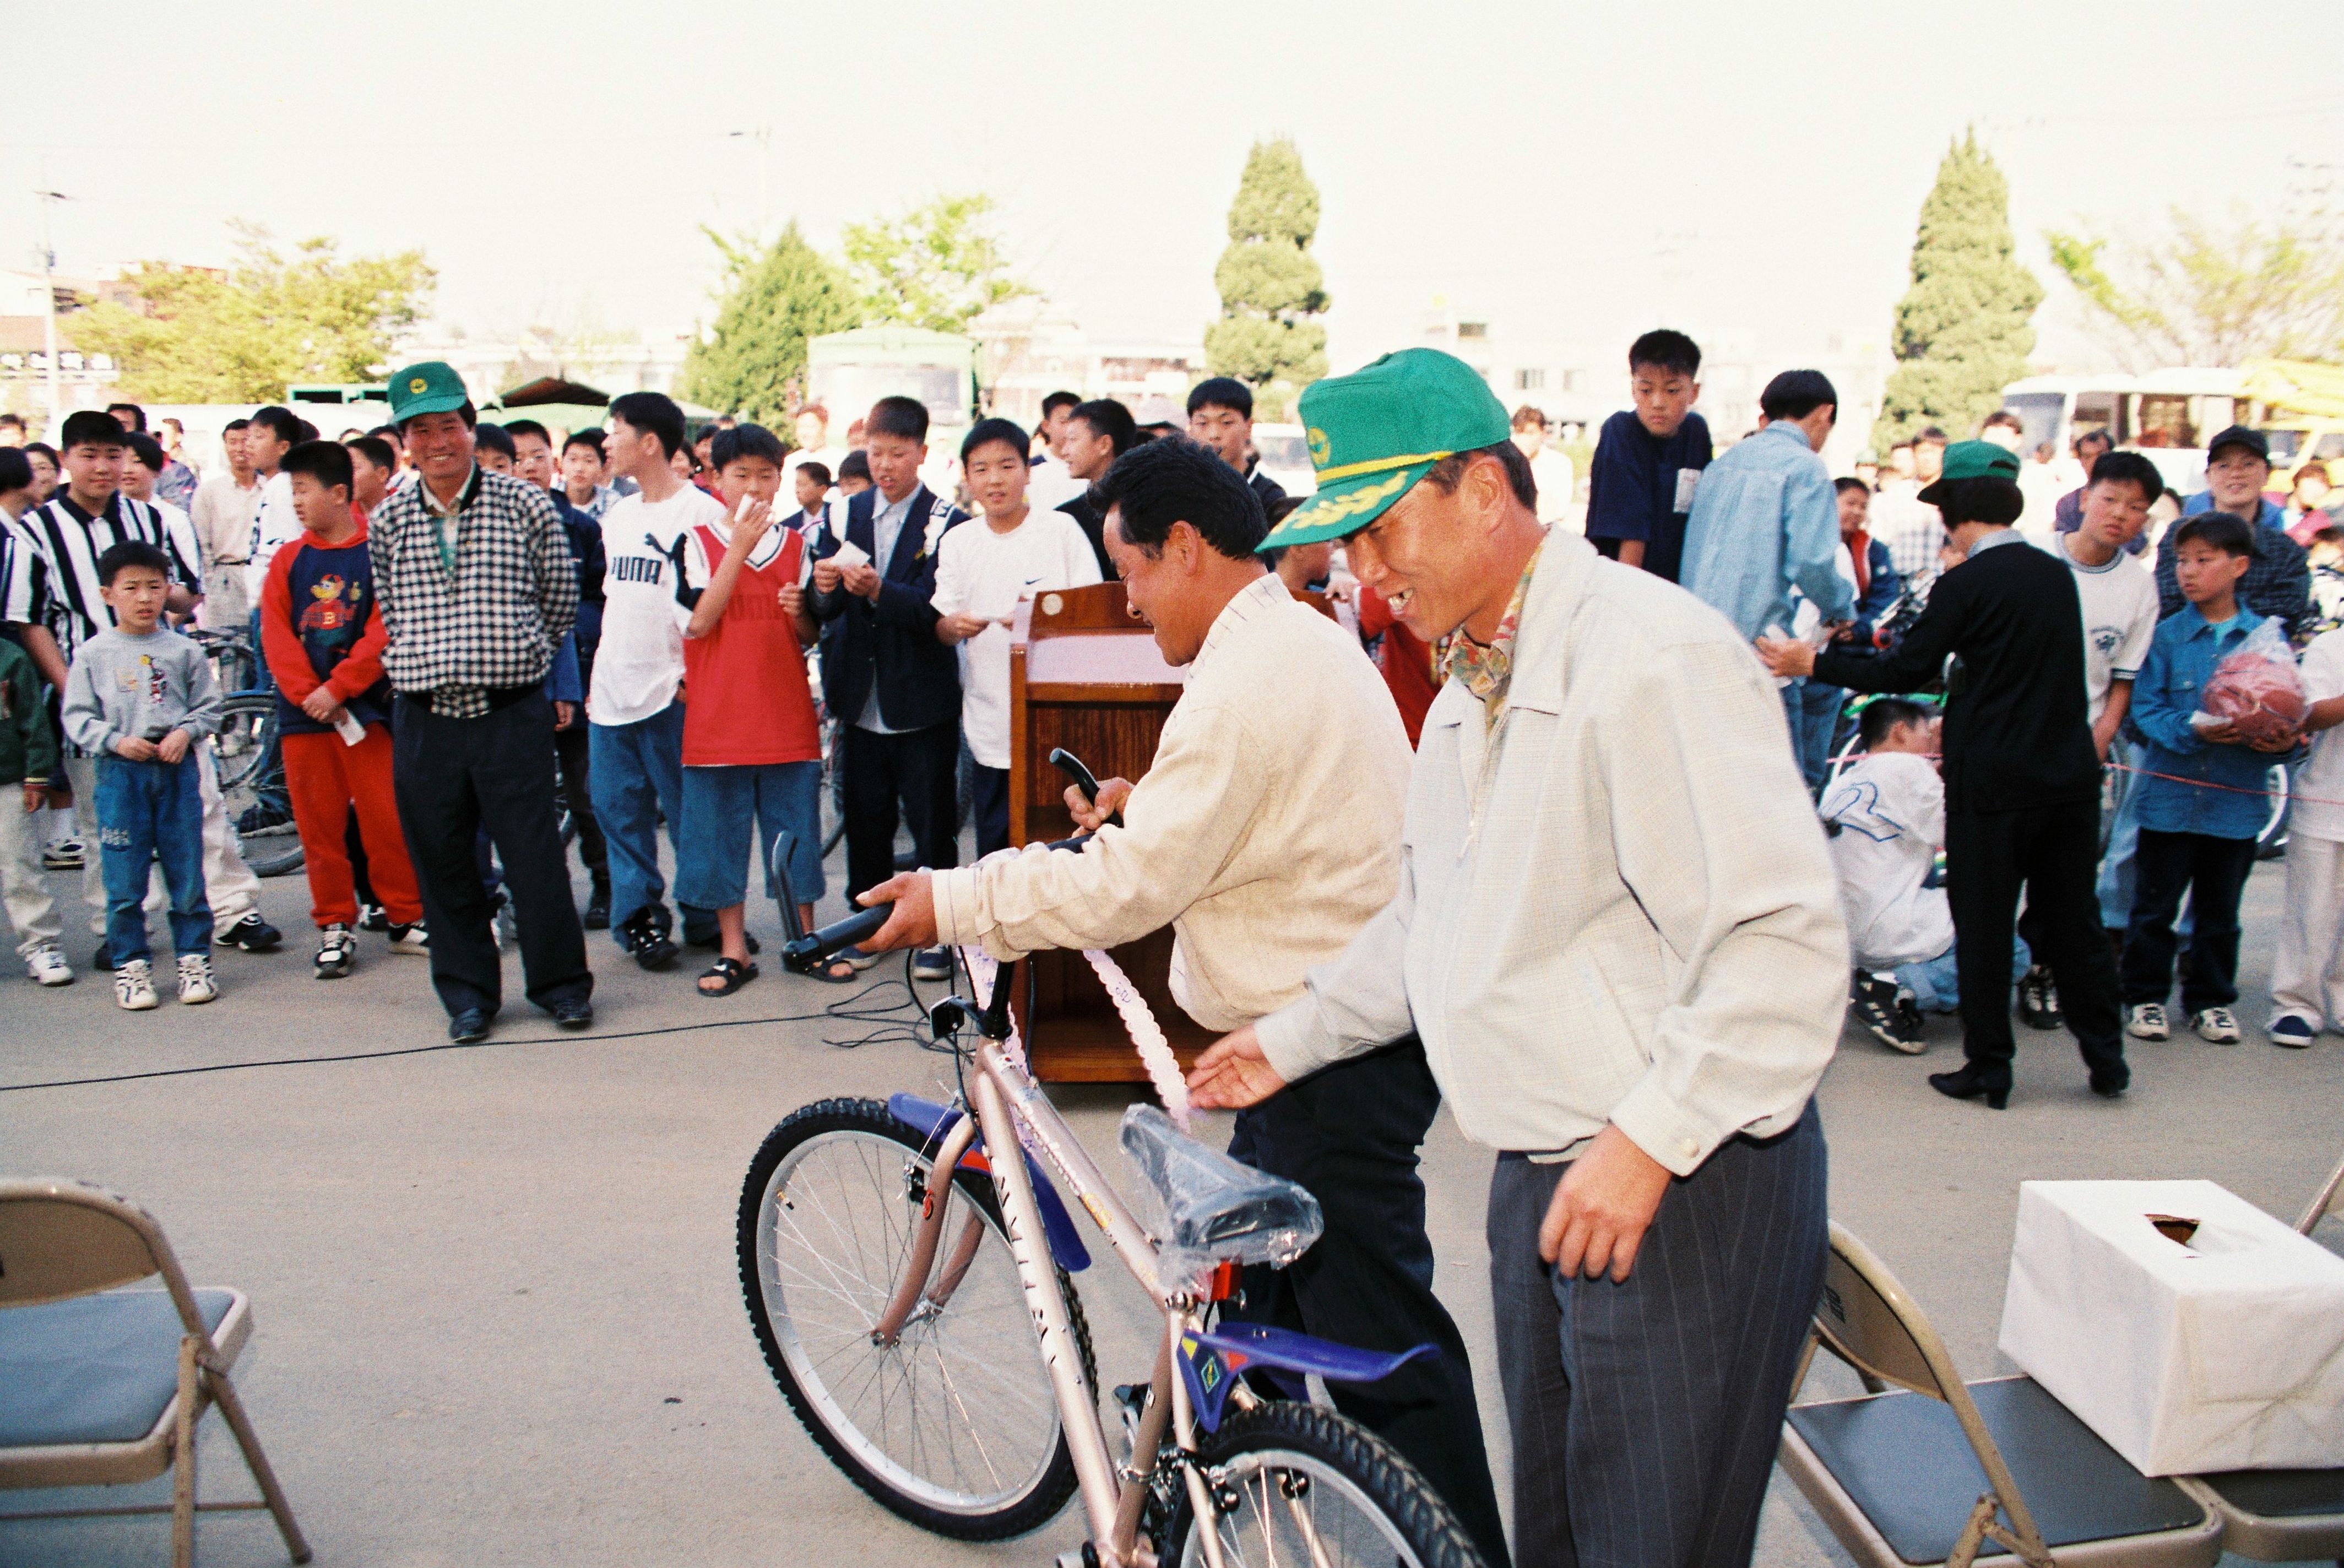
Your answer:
[679,223,861,425]
[1877,132,2043,449]
[1205,139,1329,422]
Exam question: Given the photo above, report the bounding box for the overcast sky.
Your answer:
[7,1,2338,381]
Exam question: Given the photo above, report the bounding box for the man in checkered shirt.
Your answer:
[371,361,592,1041]
[5,409,281,964]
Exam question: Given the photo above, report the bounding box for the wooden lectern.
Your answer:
[1003,580,1337,1082]
[1005,582,1203,1082]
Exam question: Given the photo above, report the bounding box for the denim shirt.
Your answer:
[2129,602,2293,838]
[1676,421,1852,643]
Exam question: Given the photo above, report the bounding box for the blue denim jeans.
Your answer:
[97,753,212,963]
[1894,936,2031,1014]
[675,761,824,912]
[588,700,686,941]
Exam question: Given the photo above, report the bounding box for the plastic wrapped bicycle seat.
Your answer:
[1119,1104,1322,1285]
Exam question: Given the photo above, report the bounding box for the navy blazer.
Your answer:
[810,484,967,732]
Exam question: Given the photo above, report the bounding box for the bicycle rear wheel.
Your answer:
[1163,1401,1486,1568]
[737,1097,1090,1539]
[211,693,303,877]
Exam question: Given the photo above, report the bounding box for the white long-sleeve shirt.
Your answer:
[1255,534,1846,1176]
[931,572,1410,1033]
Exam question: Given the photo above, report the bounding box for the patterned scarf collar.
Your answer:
[1444,531,1549,712]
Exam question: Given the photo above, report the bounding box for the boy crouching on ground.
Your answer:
[1822,698,2034,1052]
[261,440,428,978]
[61,541,222,1008]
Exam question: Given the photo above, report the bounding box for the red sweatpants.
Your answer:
[282,725,424,928]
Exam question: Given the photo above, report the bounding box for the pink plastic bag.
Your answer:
[2195,621,2307,744]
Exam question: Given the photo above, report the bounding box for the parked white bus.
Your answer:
[1999,368,2240,499]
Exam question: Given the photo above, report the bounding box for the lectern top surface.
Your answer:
[1024,634,1191,688]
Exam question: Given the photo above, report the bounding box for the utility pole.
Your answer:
[34,186,70,432]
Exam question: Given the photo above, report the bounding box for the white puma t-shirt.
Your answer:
[590,485,728,727]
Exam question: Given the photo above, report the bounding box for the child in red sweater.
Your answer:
[260,441,426,976]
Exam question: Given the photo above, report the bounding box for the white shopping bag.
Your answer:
[1998,1179,2344,1474]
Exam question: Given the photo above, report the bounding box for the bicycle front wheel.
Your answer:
[1164,1401,1486,1568]
[737,1098,1089,1539]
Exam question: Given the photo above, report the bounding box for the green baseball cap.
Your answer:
[1917,439,2021,505]
[387,360,470,424]
[1259,348,1512,550]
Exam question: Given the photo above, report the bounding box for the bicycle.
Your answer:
[188,627,305,879]
[739,758,1486,1568]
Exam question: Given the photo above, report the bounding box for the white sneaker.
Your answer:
[2126,1002,2170,1041]
[176,953,218,1005]
[2191,1006,2241,1044]
[25,945,73,986]
[115,959,158,1011]
[386,921,430,956]
[313,923,356,979]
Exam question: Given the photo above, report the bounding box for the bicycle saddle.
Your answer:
[1118,1104,1323,1284]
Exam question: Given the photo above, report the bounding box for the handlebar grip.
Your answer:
[780,903,892,973]
[1050,747,1124,829]
[1049,747,1101,802]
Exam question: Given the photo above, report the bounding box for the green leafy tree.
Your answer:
[1877,133,2043,448]
[840,194,1034,335]
[1204,138,1329,422]
[2044,205,2344,369]
[679,223,862,424]
[72,221,433,403]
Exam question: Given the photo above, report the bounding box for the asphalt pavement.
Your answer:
[2,842,2337,1567]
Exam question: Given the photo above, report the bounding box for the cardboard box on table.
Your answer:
[1997,1179,2344,1475]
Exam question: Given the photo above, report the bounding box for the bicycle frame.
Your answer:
[907,1037,1229,1568]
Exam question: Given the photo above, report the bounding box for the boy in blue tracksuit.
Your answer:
[2121,510,2304,1044]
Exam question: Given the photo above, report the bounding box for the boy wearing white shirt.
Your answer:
[1827,697,2035,1051]
[931,418,1101,854]
[2270,628,2344,1046]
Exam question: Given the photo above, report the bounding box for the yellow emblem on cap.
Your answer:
[409,377,428,395]
[1307,426,1330,467]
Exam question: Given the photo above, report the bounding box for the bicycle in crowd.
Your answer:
[736,756,1485,1568]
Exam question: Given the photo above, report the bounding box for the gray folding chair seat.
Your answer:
[2167,1149,2344,1562]
[1788,1376,2207,1564]
[0,1179,309,1566]
[2,1289,240,1456]
[1777,1222,2223,1568]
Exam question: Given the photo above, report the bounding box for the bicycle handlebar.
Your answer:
[779,903,893,974]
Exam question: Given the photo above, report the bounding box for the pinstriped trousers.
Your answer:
[1488,1101,1827,1568]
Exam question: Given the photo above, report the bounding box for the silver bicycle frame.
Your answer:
[903,1038,1236,1568]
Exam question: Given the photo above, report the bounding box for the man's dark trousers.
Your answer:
[1945,798,2125,1086]
[1225,1039,1511,1568]
[840,721,959,902]
[392,692,592,1018]
[2122,828,2258,1016]
[1489,1102,1827,1568]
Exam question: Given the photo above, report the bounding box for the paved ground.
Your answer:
[3,841,2338,1566]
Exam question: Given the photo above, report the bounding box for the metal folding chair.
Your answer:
[1777,1222,2222,1568]
[0,1178,311,1566]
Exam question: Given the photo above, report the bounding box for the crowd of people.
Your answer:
[2,332,2337,1565]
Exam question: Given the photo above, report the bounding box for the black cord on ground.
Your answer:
[0,958,953,1095]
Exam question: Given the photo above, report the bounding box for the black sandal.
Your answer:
[697,956,759,997]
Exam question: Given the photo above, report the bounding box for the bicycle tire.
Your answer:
[1161,1400,1486,1568]
[737,1097,1093,1540]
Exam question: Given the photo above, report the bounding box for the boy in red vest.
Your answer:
[259,441,427,977]
[675,424,823,995]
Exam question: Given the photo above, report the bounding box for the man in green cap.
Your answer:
[854,433,1511,1565]
[370,360,593,1043]
[1759,440,2130,1108]
[1191,346,1847,1568]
